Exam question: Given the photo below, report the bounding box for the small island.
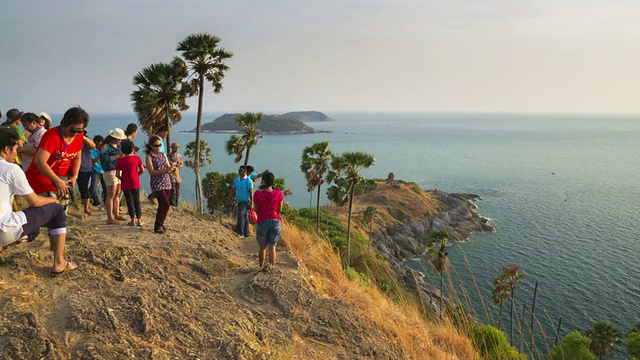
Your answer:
[282,111,334,122]
[184,112,333,134]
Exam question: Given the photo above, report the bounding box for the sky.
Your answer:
[1,0,640,115]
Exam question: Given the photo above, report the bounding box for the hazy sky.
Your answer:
[1,0,639,114]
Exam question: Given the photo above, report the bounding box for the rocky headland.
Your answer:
[327,181,495,315]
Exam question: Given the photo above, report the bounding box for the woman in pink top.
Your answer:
[252,170,283,272]
[115,140,145,226]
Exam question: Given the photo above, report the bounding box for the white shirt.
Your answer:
[0,158,34,246]
[22,125,46,171]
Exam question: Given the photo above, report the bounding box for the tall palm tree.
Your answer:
[177,33,233,212]
[584,321,622,360]
[300,141,333,229]
[225,112,263,166]
[492,279,510,331]
[496,265,525,347]
[362,205,378,241]
[428,229,450,306]
[131,58,190,152]
[326,151,375,268]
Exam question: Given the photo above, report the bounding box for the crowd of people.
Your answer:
[0,106,284,275]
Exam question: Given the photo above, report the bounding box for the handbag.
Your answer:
[248,209,258,225]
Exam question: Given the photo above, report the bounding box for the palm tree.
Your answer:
[361,205,378,241]
[496,265,525,347]
[492,280,510,331]
[177,33,233,212]
[184,140,212,173]
[584,321,622,360]
[326,151,375,268]
[225,112,263,166]
[427,229,450,306]
[300,141,333,229]
[131,58,190,152]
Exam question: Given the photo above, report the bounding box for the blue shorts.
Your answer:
[256,219,281,247]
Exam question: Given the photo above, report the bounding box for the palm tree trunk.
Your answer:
[195,74,205,212]
[530,281,538,360]
[498,302,504,331]
[315,183,322,229]
[346,186,355,268]
[165,110,171,155]
[510,291,515,346]
[243,146,251,167]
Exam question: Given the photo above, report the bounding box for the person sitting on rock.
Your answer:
[0,128,78,275]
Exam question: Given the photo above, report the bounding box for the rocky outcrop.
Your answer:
[372,189,495,315]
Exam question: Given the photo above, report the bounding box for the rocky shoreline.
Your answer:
[372,189,495,315]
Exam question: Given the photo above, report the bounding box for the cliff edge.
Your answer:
[0,202,476,359]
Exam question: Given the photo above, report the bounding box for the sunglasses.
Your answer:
[152,143,162,147]
[70,128,84,134]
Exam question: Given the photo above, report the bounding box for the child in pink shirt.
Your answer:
[115,140,145,226]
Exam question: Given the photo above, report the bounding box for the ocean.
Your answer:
[68,111,640,355]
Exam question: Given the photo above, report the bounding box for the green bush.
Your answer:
[628,332,640,359]
[471,324,527,360]
[550,332,597,360]
[344,268,370,288]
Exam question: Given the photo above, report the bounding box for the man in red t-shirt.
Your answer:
[26,107,89,203]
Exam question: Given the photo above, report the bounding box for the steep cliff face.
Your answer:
[342,182,495,315]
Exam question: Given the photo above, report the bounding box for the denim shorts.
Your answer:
[256,219,281,247]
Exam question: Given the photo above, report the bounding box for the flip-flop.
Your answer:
[51,261,78,276]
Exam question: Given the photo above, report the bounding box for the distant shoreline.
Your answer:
[179,129,332,135]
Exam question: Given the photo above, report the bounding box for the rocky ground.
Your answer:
[0,203,406,359]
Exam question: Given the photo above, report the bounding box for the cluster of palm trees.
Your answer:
[300,141,375,268]
[131,33,232,212]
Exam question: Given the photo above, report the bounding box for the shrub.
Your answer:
[550,332,597,360]
[471,324,527,360]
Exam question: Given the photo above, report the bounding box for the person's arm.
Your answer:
[137,159,145,176]
[20,147,37,156]
[115,169,122,180]
[278,191,284,213]
[22,192,57,208]
[68,152,81,188]
[248,181,254,205]
[83,136,96,149]
[34,148,68,196]
[146,155,170,176]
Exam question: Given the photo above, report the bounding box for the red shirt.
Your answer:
[254,189,283,223]
[26,126,83,194]
[115,155,143,191]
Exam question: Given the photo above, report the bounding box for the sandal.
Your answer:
[51,261,78,276]
[84,210,92,216]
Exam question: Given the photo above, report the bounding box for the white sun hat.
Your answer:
[109,128,127,140]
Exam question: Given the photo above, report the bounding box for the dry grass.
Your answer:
[281,221,478,360]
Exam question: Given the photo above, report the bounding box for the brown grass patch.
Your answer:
[281,221,477,359]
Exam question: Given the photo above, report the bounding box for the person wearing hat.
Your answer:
[38,112,52,130]
[100,128,127,224]
[19,113,47,171]
[3,109,26,149]
[168,142,183,207]
[26,107,89,206]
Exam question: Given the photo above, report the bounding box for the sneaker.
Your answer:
[127,221,136,226]
[154,228,165,234]
[136,221,144,227]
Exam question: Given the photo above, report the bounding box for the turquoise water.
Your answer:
[78,112,640,353]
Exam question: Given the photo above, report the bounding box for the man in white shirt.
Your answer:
[0,128,78,275]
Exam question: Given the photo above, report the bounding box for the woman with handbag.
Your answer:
[252,170,283,272]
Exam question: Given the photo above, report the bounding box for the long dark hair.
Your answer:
[260,170,275,190]
[145,135,162,155]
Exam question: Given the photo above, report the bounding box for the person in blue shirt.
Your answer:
[232,165,254,237]
[89,135,105,206]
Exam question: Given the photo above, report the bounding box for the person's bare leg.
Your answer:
[83,198,91,213]
[50,233,77,273]
[114,185,122,216]
[105,186,116,221]
[259,246,267,268]
[267,245,277,265]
